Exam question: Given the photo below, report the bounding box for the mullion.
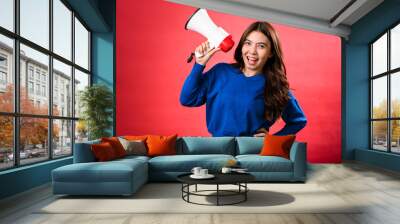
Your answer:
[371,67,400,79]
[71,10,76,156]
[372,118,400,121]
[113,0,116,136]
[14,0,20,167]
[370,45,373,149]
[49,0,53,160]
[0,26,90,75]
[388,29,391,152]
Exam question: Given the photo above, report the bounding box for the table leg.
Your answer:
[217,184,219,206]
[188,184,190,202]
[245,183,247,201]
[181,184,183,199]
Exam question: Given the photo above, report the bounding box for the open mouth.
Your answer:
[246,56,258,65]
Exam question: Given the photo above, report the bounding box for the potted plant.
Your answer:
[79,84,113,140]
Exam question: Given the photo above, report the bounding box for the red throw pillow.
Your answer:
[101,137,127,158]
[91,142,117,161]
[146,134,177,157]
[259,134,296,159]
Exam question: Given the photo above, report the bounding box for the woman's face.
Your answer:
[241,31,272,75]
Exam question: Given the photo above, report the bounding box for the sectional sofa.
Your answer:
[52,137,307,196]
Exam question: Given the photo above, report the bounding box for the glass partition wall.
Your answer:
[371,23,400,154]
[0,0,91,170]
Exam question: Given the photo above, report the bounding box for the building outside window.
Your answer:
[35,70,40,81]
[41,73,46,83]
[0,54,7,89]
[0,71,7,86]
[35,83,40,95]
[28,66,34,79]
[28,81,34,94]
[0,54,7,67]
[41,85,46,97]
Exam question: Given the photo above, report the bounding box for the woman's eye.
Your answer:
[244,41,251,46]
[258,44,266,49]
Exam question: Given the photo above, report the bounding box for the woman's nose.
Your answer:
[249,45,257,54]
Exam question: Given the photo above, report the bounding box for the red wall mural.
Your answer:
[116,0,341,163]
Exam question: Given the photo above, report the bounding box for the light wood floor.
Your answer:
[1,162,400,224]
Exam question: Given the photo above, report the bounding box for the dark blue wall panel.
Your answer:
[0,158,72,199]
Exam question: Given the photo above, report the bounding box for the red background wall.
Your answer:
[116,0,341,163]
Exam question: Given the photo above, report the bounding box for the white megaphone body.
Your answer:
[185,9,234,62]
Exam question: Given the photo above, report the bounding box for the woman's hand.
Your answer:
[195,41,220,66]
[253,128,268,137]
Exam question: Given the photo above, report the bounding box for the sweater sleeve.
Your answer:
[179,63,212,107]
[274,91,307,136]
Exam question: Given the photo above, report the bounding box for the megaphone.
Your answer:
[185,8,234,63]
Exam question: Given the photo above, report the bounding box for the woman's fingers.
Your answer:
[194,41,220,65]
[253,132,266,137]
[195,41,207,55]
[197,41,213,56]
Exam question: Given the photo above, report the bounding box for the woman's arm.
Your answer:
[180,41,220,107]
[274,91,307,136]
[179,63,210,107]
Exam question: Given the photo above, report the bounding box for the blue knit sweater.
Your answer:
[180,63,307,137]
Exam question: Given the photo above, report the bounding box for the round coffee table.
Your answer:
[177,172,255,206]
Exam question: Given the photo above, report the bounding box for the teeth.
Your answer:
[247,56,257,64]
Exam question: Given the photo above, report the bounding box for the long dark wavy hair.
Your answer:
[233,21,290,121]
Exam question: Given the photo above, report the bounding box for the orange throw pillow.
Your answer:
[91,142,117,161]
[259,134,296,159]
[101,137,127,158]
[146,134,177,157]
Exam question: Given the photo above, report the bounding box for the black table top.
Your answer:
[177,172,255,185]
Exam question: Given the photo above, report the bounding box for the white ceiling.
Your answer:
[166,0,384,39]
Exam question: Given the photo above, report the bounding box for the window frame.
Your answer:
[370,20,400,154]
[0,0,92,171]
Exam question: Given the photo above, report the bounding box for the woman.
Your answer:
[180,21,307,137]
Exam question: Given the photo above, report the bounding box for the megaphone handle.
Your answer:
[186,51,204,63]
[186,46,214,63]
[186,52,195,63]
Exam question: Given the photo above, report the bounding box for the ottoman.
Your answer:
[52,158,148,196]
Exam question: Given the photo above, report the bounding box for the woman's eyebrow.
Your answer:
[245,39,268,45]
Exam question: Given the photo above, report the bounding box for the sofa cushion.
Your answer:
[118,137,147,156]
[91,142,118,161]
[236,137,264,155]
[73,139,100,163]
[53,158,147,183]
[178,137,235,155]
[260,134,296,159]
[115,155,150,163]
[147,134,177,157]
[101,137,127,158]
[124,135,148,141]
[148,154,235,172]
[236,155,293,172]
